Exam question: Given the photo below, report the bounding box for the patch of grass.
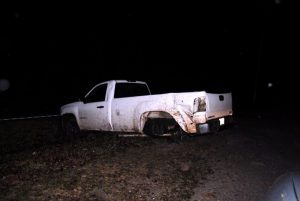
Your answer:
[0,117,62,155]
[0,118,213,201]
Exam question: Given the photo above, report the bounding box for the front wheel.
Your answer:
[62,116,81,141]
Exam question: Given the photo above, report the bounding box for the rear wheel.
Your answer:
[171,126,187,142]
[143,119,164,136]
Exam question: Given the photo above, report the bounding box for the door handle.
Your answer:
[97,106,104,109]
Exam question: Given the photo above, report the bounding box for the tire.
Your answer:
[62,116,81,141]
[143,119,163,136]
[170,126,187,142]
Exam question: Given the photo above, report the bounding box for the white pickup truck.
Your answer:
[60,80,233,137]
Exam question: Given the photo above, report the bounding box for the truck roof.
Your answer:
[114,80,147,84]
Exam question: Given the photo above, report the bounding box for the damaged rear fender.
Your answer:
[140,109,195,135]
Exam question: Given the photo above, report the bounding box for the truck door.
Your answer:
[78,83,111,131]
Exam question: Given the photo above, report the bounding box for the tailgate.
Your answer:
[206,93,232,119]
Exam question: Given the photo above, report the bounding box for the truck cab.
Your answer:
[78,80,150,131]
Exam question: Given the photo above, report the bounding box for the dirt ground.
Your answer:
[1,115,300,201]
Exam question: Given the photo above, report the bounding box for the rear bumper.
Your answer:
[196,115,233,134]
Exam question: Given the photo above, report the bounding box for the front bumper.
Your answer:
[196,115,233,134]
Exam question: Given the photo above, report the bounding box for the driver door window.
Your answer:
[84,84,107,103]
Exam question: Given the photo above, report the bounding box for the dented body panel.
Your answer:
[60,80,233,135]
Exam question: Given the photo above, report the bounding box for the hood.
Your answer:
[60,101,81,111]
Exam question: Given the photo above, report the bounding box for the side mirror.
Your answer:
[79,97,86,103]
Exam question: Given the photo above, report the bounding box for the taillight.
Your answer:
[193,97,206,113]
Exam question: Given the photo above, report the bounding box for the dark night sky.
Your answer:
[1,1,300,117]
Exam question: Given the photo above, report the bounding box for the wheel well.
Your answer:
[142,111,179,136]
[62,113,76,121]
